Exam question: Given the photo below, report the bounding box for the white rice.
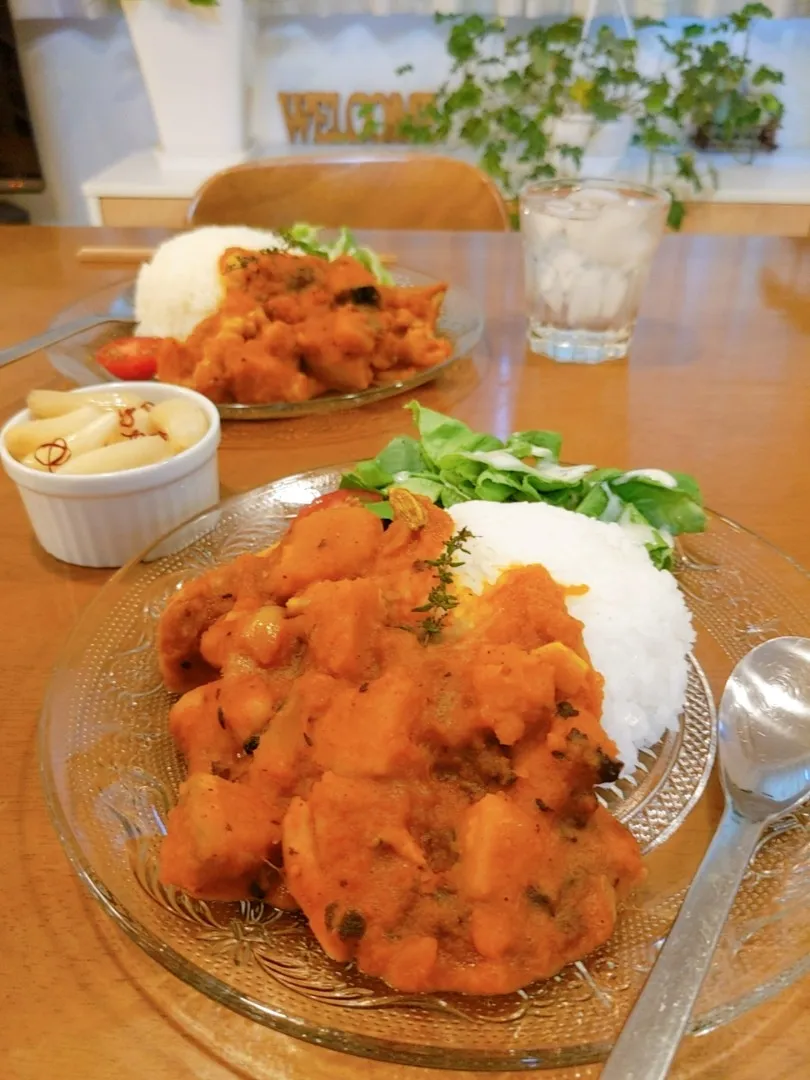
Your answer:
[134,226,286,340]
[448,501,695,775]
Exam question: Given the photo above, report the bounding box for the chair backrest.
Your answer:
[187,154,511,232]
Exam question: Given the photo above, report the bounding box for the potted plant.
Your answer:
[122,0,251,172]
[394,16,647,199]
[660,3,784,159]
[383,6,785,230]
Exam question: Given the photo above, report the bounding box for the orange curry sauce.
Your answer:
[157,492,645,995]
[155,249,451,405]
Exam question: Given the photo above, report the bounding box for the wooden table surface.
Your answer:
[2,226,810,1080]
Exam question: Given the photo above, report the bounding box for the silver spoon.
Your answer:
[0,315,134,370]
[602,636,810,1080]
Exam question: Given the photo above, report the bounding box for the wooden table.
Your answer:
[2,227,809,1080]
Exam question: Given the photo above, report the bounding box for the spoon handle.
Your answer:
[601,805,763,1080]
[0,315,126,370]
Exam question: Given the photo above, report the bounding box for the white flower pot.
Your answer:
[547,112,634,179]
[584,115,635,176]
[122,0,250,172]
[548,112,596,150]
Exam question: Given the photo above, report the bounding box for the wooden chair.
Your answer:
[187,154,511,232]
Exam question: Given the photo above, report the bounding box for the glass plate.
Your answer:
[40,467,810,1070]
[44,269,484,420]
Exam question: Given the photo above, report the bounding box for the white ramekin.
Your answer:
[0,381,221,568]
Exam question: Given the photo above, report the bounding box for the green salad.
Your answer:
[278,223,393,285]
[340,403,706,570]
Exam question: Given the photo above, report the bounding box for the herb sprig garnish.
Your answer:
[274,231,329,260]
[412,527,473,644]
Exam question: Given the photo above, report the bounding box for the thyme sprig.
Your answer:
[412,527,473,643]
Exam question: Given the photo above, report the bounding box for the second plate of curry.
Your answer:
[45,265,485,420]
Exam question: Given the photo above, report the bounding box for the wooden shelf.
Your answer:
[84,147,810,236]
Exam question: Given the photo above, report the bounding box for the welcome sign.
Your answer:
[278,92,436,145]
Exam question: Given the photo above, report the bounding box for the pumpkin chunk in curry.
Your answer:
[157,492,645,995]
[154,249,452,405]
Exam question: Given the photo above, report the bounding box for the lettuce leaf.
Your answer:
[407,402,503,464]
[505,430,563,460]
[575,484,611,519]
[617,503,675,570]
[611,475,705,534]
[391,475,446,501]
[377,436,429,477]
[340,460,394,492]
[281,222,394,284]
[339,402,705,570]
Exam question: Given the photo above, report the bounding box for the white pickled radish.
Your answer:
[149,398,208,453]
[22,412,120,472]
[26,389,91,418]
[57,434,171,475]
[25,388,145,418]
[4,405,101,460]
[116,405,155,440]
[71,388,146,411]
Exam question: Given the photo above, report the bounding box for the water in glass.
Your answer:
[520,179,670,364]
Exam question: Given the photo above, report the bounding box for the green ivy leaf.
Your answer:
[759,92,784,117]
[588,98,622,123]
[752,65,784,86]
[481,140,508,182]
[521,122,549,158]
[729,3,772,31]
[445,77,483,112]
[494,105,524,136]
[501,70,523,94]
[558,144,584,168]
[644,79,670,115]
[637,126,678,151]
[459,115,490,147]
[528,162,557,180]
[667,197,686,231]
[675,152,703,192]
[447,26,478,64]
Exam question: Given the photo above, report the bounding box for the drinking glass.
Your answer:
[520,179,671,364]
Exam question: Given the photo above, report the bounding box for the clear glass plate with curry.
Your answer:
[40,463,810,1069]
[44,260,484,421]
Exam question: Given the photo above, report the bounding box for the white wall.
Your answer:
[256,14,810,146]
[10,15,156,224]
[253,15,451,146]
[9,12,810,224]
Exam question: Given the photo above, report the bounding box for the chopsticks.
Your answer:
[76,246,398,266]
[76,246,155,265]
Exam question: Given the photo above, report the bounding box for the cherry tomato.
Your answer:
[296,489,382,520]
[95,336,162,381]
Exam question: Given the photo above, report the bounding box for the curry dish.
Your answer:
[157,490,645,995]
[155,249,452,405]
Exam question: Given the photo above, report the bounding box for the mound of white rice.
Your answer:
[134,226,286,340]
[448,501,695,775]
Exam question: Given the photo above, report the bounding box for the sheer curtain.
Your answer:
[10,0,809,21]
[262,0,810,16]
[9,0,107,18]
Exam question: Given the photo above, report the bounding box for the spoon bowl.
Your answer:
[720,636,810,818]
[602,636,810,1080]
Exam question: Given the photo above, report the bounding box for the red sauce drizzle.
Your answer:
[34,438,71,471]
